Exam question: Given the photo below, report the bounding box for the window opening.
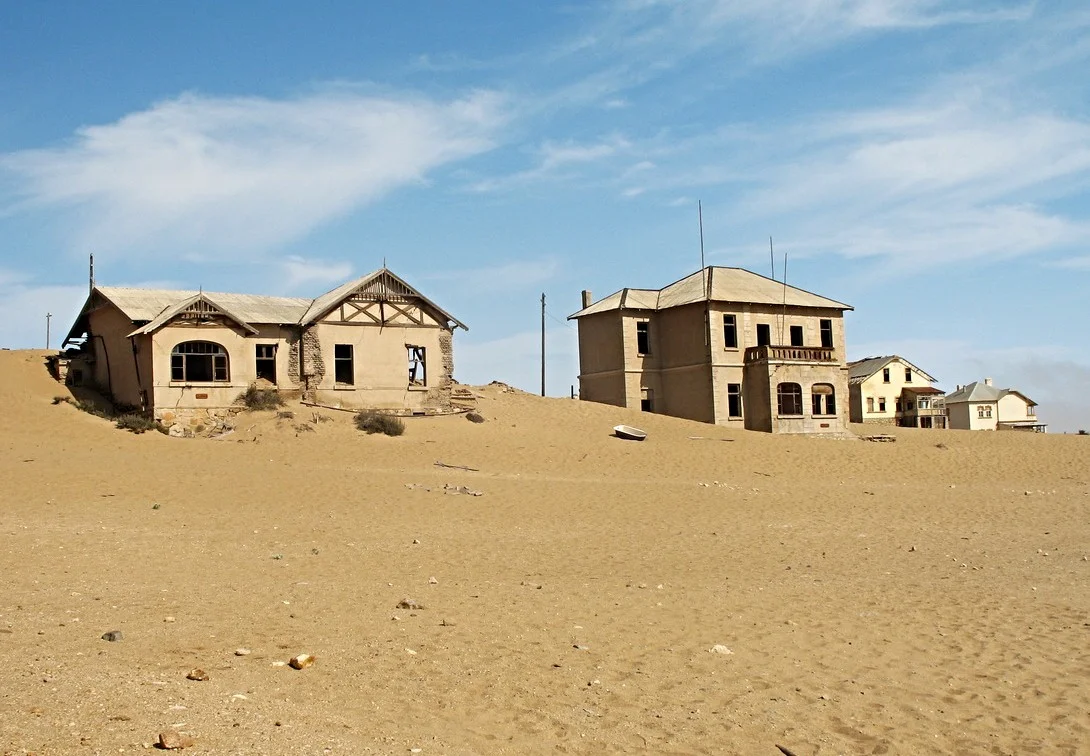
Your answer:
[811,383,836,416]
[636,321,651,355]
[757,323,771,347]
[171,341,229,383]
[777,382,803,416]
[641,387,654,412]
[819,319,833,348]
[256,344,277,383]
[727,383,742,418]
[789,325,804,347]
[882,367,890,383]
[334,344,354,385]
[407,345,427,386]
[878,397,886,412]
[866,397,874,413]
[905,367,912,382]
[722,315,738,349]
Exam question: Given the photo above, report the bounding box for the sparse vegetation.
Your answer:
[239,385,285,411]
[465,412,486,424]
[355,410,405,436]
[277,410,295,420]
[115,413,162,434]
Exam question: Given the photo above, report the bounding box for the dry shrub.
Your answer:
[465,412,486,424]
[239,386,284,411]
[115,413,161,434]
[354,410,405,436]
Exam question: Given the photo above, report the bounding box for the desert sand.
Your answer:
[1,349,1088,755]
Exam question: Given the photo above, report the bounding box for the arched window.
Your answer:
[812,383,836,416]
[777,382,803,416]
[171,341,229,382]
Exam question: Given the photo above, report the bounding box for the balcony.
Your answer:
[744,345,837,364]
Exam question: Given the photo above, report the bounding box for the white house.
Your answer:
[944,379,1045,432]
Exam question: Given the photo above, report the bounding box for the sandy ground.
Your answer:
[1,349,1088,755]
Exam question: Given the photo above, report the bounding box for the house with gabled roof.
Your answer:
[847,355,947,428]
[60,268,467,428]
[944,379,1045,432]
[569,266,853,434]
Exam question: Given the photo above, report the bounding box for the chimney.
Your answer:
[581,290,593,309]
[983,377,993,386]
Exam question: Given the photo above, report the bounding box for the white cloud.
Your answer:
[423,258,561,290]
[470,136,630,191]
[279,256,354,291]
[1,89,507,257]
[1047,255,1090,271]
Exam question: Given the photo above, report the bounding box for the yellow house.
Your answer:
[60,268,467,425]
[847,355,947,428]
[944,379,1045,432]
[569,267,853,434]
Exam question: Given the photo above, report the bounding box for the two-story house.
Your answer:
[568,267,853,434]
[944,379,1045,431]
[847,355,947,428]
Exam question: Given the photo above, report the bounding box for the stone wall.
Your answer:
[300,329,325,400]
[424,329,455,409]
[156,406,242,437]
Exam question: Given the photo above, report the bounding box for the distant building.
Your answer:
[848,355,947,428]
[59,268,467,426]
[944,379,1045,432]
[569,267,853,434]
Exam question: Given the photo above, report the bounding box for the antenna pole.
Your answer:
[769,236,775,280]
[540,292,546,397]
[46,312,52,349]
[780,252,789,345]
[89,253,95,294]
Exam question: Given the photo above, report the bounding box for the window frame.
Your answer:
[882,367,891,383]
[789,324,804,347]
[811,383,836,416]
[170,340,229,384]
[636,321,651,355]
[641,387,654,412]
[727,383,742,418]
[756,323,771,347]
[819,319,833,349]
[777,382,803,416]
[255,343,277,383]
[407,345,427,387]
[878,397,887,413]
[905,367,912,383]
[334,343,355,386]
[722,314,738,349]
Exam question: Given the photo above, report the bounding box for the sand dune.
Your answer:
[1,349,1088,755]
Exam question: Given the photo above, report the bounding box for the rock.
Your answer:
[428,577,438,585]
[710,644,733,655]
[185,669,209,682]
[397,598,423,610]
[289,653,316,670]
[157,730,194,749]
[101,630,123,642]
[168,424,186,438]
[234,648,251,656]
[163,616,175,623]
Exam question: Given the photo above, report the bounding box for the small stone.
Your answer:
[405,648,417,655]
[397,598,423,610]
[157,730,194,749]
[164,616,175,623]
[710,644,733,655]
[428,577,438,585]
[289,653,316,670]
[234,648,251,656]
[412,539,420,545]
[908,545,916,552]
[185,669,209,682]
[101,630,123,642]
[573,644,589,650]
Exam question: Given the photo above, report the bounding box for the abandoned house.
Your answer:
[59,267,467,425]
[568,267,853,434]
[847,355,947,428]
[943,379,1045,432]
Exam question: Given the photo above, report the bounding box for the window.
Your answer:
[407,345,426,386]
[811,383,836,416]
[882,367,890,383]
[727,383,742,418]
[819,319,833,349]
[722,314,738,349]
[919,398,930,410]
[757,323,771,347]
[977,405,992,419]
[866,397,874,413]
[334,344,354,385]
[777,382,803,416]
[636,321,651,355]
[256,344,277,382]
[895,399,902,412]
[171,341,229,383]
[905,399,914,411]
[641,387,654,412]
[1027,404,1035,416]
[878,397,886,412]
[905,368,912,382]
[790,325,804,347]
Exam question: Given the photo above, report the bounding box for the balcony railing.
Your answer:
[744,345,837,364]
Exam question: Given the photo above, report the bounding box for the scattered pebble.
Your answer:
[405,648,417,655]
[428,577,438,585]
[157,730,194,750]
[164,617,175,623]
[234,648,251,656]
[289,654,316,670]
[573,644,589,650]
[397,598,423,610]
[101,630,122,642]
[185,669,209,682]
[710,645,733,655]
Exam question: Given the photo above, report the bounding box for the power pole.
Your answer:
[46,312,52,349]
[540,293,546,397]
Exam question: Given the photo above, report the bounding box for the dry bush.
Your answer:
[239,386,284,411]
[354,410,405,436]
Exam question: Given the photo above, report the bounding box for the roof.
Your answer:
[847,355,937,384]
[901,385,944,395]
[568,267,852,319]
[64,267,466,345]
[944,381,1002,404]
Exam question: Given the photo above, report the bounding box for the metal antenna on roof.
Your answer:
[699,201,710,349]
[89,254,95,294]
[779,251,789,345]
[769,236,775,281]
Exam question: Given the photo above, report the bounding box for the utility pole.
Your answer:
[540,293,546,397]
[46,312,52,349]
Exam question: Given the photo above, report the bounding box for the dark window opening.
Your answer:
[636,321,651,355]
[334,344,354,385]
[777,382,803,416]
[819,319,833,348]
[789,325,804,347]
[895,399,902,412]
[882,367,890,383]
[256,344,277,383]
[722,314,738,349]
[757,323,771,346]
[878,397,886,412]
[407,345,426,386]
[727,383,742,418]
[812,383,836,416]
[905,367,912,382]
[641,388,654,412]
[171,341,229,383]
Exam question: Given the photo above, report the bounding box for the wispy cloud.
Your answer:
[1046,255,1090,271]
[279,256,354,291]
[0,89,507,257]
[422,258,561,290]
[470,135,630,191]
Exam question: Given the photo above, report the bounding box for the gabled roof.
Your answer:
[568,266,852,319]
[300,268,467,330]
[847,355,937,384]
[944,381,1002,404]
[96,287,312,323]
[127,293,260,337]
[998,388,1037,406]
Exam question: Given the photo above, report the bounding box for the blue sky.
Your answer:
[2,1,1088,431]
